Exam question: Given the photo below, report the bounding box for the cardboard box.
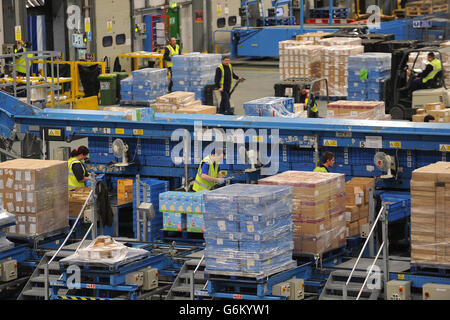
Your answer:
[425,102,446,112]
[294,216,330,236]
[347,221,359,237]
[176,105,217,115]
[346,185,364,206]
[0,159,69,237]
[359,217,369,232]
[117,179,133,202]
[345,205,360,222]
[69,187,91,218]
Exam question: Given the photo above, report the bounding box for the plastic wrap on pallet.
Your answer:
[317,37,363,46]
[0,160,69,237]
[243,97,297,118]
[60,236,148,266]
[258,171,347,256]
[280,45,324,80]
[410,162,450,266]
[327,100,386,120]
[321,45,364,96]
[203,184,294,274]
[120,76,133,92]
[103,106,154,122]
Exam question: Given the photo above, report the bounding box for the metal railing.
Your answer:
[190,255,205,300]
[44,189,94,300]
[342,205,388,300]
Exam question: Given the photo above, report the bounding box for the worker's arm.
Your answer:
[233,71,246,82]
[72,163,89,182]
[419,64,433,79]
[200,162,220,183]
[215,68,222,91]
[163,47,171,62]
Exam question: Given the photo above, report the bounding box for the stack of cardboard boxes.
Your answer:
[345,178,375,238]
[159,191,208,233]
[317,37,363,46]
[296,32,333,44]
[327,100,389,120]
[321,45,364,97]
[279,44,324,80]
[411,162,450,265]
[68,187,91,218]
[258,171,347,255]
[0,159,69,237]
[151,92,201,113]
[413,102,450,123]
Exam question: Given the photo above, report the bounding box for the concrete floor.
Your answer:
[233,65,328,117]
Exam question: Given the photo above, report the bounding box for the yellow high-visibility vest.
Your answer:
[68,157,86,190]
[166,44,180,68]
[423,58,442,84]
[193,156,219,192]
[305,97,318,113]
[218,64,233,90]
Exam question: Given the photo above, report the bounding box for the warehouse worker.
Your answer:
[164,37,181,92]
[300,88,319,118]
[215,56,246,116]
[193,148,226,192]
[68,146,90,191]
[410,52,442,92]
[14,40,29,77]
[314,152,335,173]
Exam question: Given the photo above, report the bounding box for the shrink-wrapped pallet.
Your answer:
[203,184,295,275]
[0,159,69,237]
[258,171,346,255]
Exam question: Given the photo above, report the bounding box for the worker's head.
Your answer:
[424,115,435,122]
[211,148,225,163]
[428,52,435,62]
[222,56,231,66]
[169,37,177,47]
[301,88,308,95]
[321,152,335,168]
[70,146,90,161]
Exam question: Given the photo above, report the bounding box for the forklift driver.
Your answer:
[410,52,442,93]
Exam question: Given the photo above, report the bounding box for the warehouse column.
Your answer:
[14,0,28,42]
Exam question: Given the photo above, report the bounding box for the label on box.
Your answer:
[15,192,22,202]
[247,224,255,233]
[9,226,16,233]
[25,171,31,181]
[247,259,255,267]
[217,239,223,245]
[19,225,25,234]
[15,171,22,181]
[320,224,324,231]
[366,165,375,172]
[6,178,13,189]
[29,224,36,235]
[27,193,34,203]
[355,195,362,205]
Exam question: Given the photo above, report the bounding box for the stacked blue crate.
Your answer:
[203,184,295,275]
[243,97,295,117]
[347,53,391,101]
[132,68,168,103]
[120,76,133,102]
[172,53,222,103]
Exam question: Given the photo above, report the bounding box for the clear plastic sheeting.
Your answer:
[411,162,450,267]
[243,97,297,118]
[203,184,295,275]
[0,209,15,252]
[327,100,387,120]
[61,236,149,266]
[317,37,363,46]
[259,171,347,255]
[120,68,168,104]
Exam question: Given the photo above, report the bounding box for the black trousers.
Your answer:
[411,78,426,92]
[219,90,232,114]
[168,67,173,92]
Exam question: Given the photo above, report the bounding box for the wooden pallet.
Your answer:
[433,4,449,13]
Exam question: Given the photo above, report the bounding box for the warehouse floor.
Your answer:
[233,65,328,117]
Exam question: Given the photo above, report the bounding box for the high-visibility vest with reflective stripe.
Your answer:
[15,48,29,74]
[218,64,233,90]
[193,156,219,192]
[305,97,318,113]
[314,166,329,173]
[423,58,442,84]
[166,44,180,68]
[68,157,86,190]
